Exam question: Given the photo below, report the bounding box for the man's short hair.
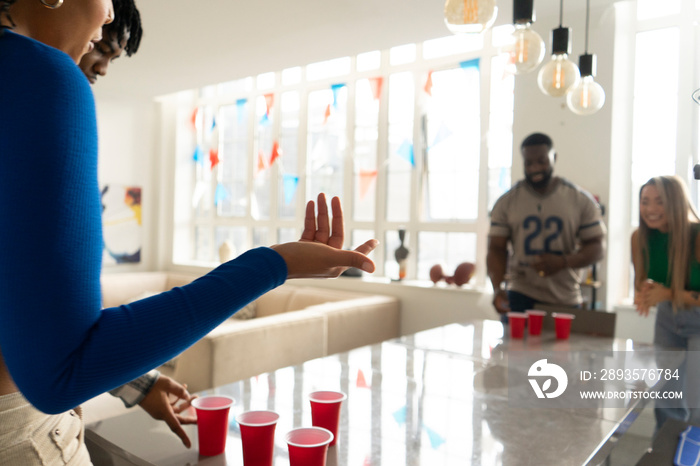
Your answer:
[521,133,553,151]
[104,0,143,57]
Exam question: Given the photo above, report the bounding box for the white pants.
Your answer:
[0,392,92,465]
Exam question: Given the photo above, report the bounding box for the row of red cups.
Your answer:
[191,390,347,466]
[507,310,576,339]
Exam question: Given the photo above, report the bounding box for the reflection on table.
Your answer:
[86,319,678,466]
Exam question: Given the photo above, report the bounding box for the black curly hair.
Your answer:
[105,0,142,57]
[1,0,142,57]
[0,0,18,29]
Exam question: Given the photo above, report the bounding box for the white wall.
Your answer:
[96,97,158,272]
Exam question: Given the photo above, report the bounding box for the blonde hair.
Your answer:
[637,175,700,309]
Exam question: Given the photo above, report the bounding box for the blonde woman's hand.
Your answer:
[271,193,377,279]
[636,280,671,316]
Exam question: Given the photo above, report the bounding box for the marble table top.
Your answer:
[86,319,680,465]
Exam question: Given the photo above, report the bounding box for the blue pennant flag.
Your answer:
[282,174,299,205]
[397,140,415,166]
[192,145,203,163]
[459,58,480,71]
[330,83,347,109]
[392,406,407,425]
[424,425,446,449]
[236,98,247,124]
[215,184,229,206]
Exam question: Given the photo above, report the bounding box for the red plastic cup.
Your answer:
[507,312,527,338]
[236,410,279,466]
[191,395,235,456]
[526,310,547,336]
[308,391,346,446]
[553,312,576,339]
[286,427,333,466]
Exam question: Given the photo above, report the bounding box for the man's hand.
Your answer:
[493,289,510,314]
[272,193,377,278]
[138,375,197,448]
[531,254,567,277]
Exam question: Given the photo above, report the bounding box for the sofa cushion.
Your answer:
[286,287,366,312]
[230,302,257,320]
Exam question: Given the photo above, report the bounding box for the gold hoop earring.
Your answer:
[40,0,64,9]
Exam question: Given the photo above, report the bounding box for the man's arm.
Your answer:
[532,236,604,276]
[487,235,510,314]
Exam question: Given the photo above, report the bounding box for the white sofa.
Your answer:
[97,271,401,393]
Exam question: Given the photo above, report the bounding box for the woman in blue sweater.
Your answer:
[0,0,377,462]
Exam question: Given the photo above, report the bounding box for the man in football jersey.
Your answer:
[486,132,606,319]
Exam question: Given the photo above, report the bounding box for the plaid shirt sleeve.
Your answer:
[108,370,160,408]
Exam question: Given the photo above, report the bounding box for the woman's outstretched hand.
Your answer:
[271,194,378,279]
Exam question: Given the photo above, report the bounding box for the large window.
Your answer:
[172,29,515,283]
[622,0,700,299]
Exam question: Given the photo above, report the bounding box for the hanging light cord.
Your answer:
[558,0,563,27]
[585,0,590,53]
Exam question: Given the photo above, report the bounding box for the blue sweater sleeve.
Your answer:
[0,32,288,414]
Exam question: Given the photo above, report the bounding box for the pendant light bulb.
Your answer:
[444,0,498,34]
[537,27,580,97]
[502,0,545,74]
[566,54,605,115]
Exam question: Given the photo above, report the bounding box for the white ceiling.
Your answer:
[94,0,620,100]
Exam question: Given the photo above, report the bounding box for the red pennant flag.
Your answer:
[269,141,282,166]
[264,93,274,116]
[190,107,199,129]
[209,148,219,170]
[256,150,267,174]
[323,104,332,124]
[358,170,377,200]
[369,77,384,101]
[356,369,370,389]
[424,71,433,96]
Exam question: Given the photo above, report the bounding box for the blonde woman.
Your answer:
[631,175,700,432]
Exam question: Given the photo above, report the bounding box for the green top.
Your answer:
[647,226,700,291]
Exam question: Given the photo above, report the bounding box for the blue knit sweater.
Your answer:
[0,31,287,414]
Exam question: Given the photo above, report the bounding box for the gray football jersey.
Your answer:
[489,177,606,306]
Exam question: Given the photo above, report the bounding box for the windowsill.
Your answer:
[168,261,486,294]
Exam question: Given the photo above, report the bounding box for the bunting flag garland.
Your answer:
[236,98,247,124]
[282,174,299,205]
[397,140,415,166]
[330,83,346,109]
[259,112,270,126]
[368,77,384,101]
[459,58,480,71]
[430,122,452,149]
[424,71,433,96]
[209,148,220,170]
[323,104,332,125]
[358,170,377,200]
[210,117,217,132]
[269,141,282,166]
